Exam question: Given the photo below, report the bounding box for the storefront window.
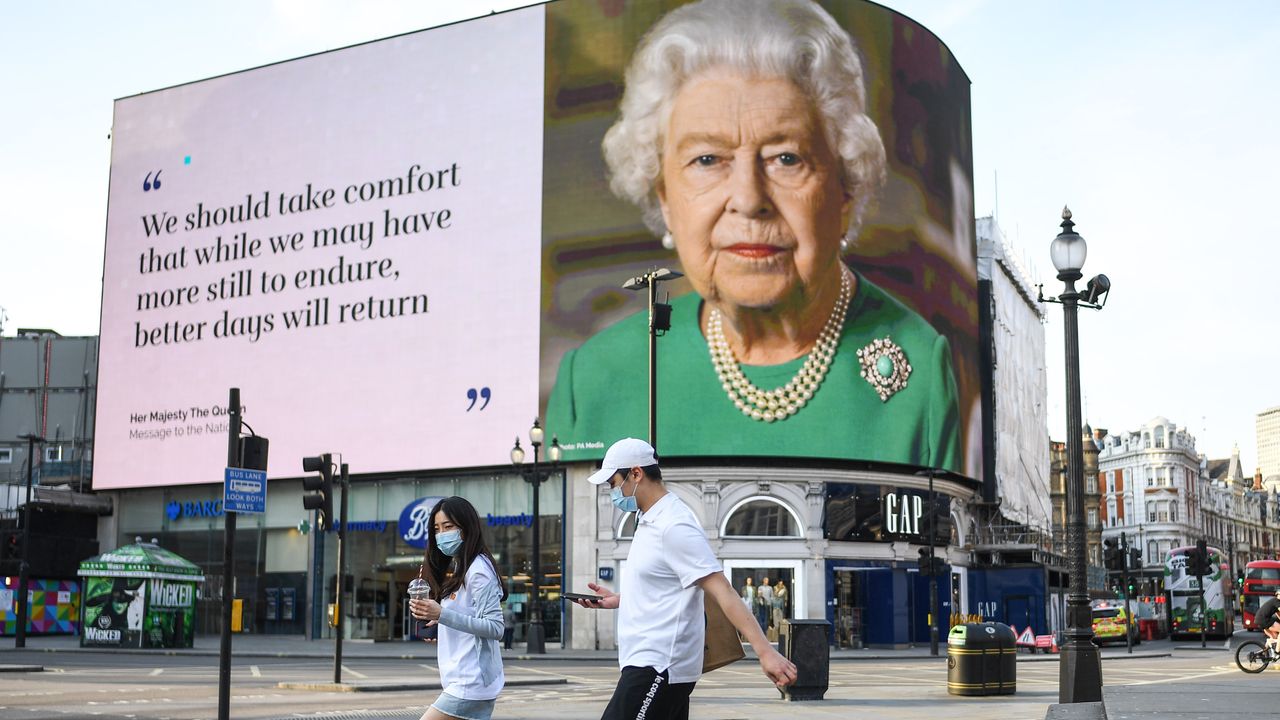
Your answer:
[116,469,569,643]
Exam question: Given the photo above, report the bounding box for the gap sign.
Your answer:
[224,467,266,513]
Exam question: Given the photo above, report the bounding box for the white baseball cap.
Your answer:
[587,438,658,485]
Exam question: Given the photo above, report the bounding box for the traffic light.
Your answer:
[1126,576,1136,595]
[918,547,944,576]
[1103,538,1120,571]
[1129,547,1142,571]
[1186,540,1209,577]
[2,531,21,561]
[302,453,334,531]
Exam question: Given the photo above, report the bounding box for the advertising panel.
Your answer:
[95,0,978,490]
[78,542,204,648]
[542,0,977,474]
[95,9,546,489]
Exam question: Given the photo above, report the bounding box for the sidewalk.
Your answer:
[0,632,1171,663]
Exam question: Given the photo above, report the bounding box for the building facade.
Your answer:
[567,463,979,651]
[98,469,565,642]
[8,327,996,648]
[0,331,97,494]
[1096,418,1203,590]
[1257,406,1280,489]
[1095,418,1280,597]
[1,331,106,635]
[974,217,1051,536]
[1203,447,1279,576]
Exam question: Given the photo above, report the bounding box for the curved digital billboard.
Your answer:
[95,0,979,490]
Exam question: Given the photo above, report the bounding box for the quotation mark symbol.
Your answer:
[466,387,492,411]
[143,170,163,192]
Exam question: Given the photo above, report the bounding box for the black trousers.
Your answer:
[601,666,696,720]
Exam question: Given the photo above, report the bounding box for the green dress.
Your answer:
[545,272,962,472]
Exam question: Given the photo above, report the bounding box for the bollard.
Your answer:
[777,619,830,701]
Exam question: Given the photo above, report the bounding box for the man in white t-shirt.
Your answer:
[572,438,797,719]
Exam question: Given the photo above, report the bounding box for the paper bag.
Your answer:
[702,594,746,673]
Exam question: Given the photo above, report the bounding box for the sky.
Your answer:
[1,0,1276,470]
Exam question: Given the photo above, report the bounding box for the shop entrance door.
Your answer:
[833,569,863,648]
[908,570,950,644]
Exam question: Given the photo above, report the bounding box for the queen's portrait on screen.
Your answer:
[543,0,978,474]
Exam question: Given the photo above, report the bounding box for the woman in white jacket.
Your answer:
[410,496,506,720]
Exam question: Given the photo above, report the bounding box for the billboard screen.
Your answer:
[96,0,978,490]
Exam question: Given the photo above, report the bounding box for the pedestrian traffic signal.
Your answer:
[1126,577,1136,595]
[301,453,334,531]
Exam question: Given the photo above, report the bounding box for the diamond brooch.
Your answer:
[857,337,911,402]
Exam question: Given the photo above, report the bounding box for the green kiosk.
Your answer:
[78,540,205,648]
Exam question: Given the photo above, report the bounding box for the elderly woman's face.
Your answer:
[658,70,850,313]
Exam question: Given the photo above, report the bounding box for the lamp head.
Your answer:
[1084,273,1111,306]
[1050,205,1087,280]
[548,435,563,464]
[510,437,525,465]
[529,418,544,446]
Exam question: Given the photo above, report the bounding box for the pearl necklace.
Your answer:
[706,269,852,422]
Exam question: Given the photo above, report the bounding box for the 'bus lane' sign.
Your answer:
[224,467,266,513]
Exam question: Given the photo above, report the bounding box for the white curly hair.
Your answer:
[602,0,888,239]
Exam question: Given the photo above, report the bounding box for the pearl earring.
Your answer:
[839,235,851,252]
[662,232,675,250]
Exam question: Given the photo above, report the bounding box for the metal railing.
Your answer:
[973,522,1054,549]
[0,459,92,492]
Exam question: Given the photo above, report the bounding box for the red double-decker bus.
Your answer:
[1241,560,1280,630]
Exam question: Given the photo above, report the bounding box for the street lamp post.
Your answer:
[510,419,562,655]
[1041,207,1110,703]
[15,433,45,648]
[622,268,683,448]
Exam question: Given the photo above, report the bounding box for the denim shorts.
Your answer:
[431,691,496,720]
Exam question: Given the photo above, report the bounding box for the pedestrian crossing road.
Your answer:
[0,653,1269,720]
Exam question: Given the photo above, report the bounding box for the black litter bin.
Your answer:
[946,622,1016,696]
[777,619,830,701]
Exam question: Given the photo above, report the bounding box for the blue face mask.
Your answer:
[436,529,464,557]
[610,472,639,513]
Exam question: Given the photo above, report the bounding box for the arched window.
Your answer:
[616,512,637,539]
[1169,501,1178,523]
[1155,427,1166,449]
[1143,432,1151,449]
[721,498,802,538]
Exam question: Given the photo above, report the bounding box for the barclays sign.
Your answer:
[165,499,225,521]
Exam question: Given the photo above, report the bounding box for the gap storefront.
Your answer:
[566,462,978,651]
[103,467,564,641]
